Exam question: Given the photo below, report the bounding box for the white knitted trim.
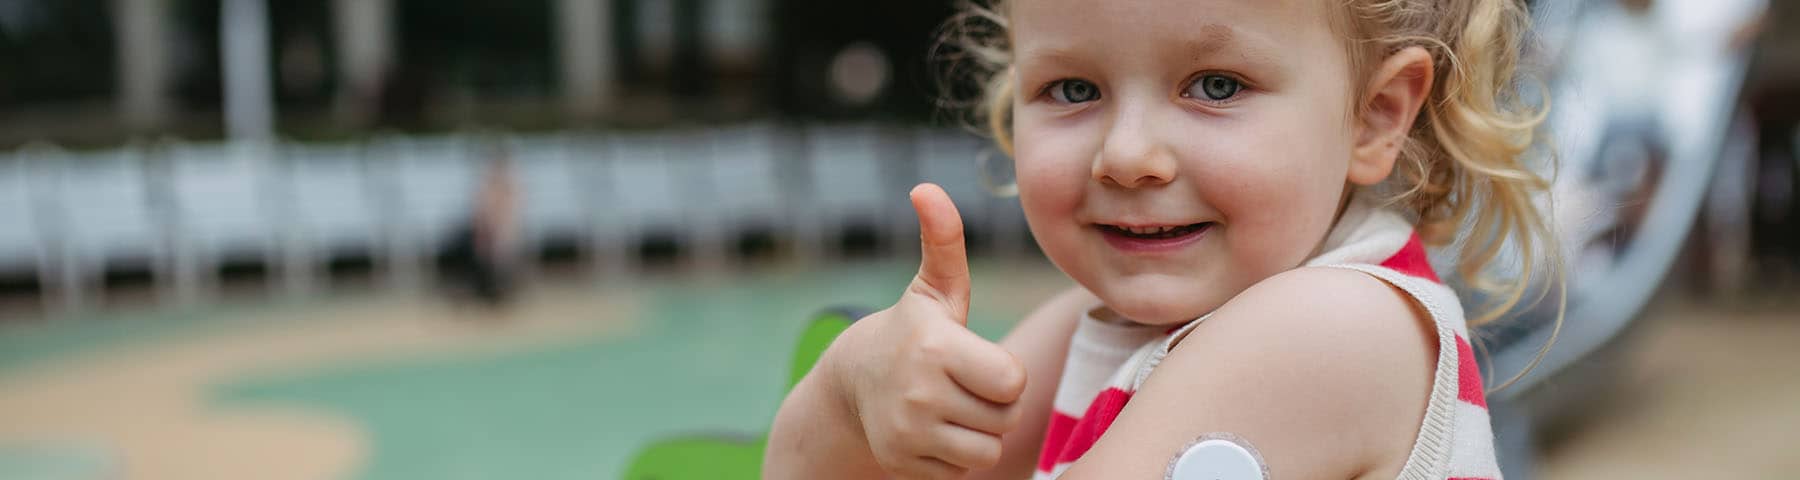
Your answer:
[1131,315,1210,390]
[1324,264,1462,480]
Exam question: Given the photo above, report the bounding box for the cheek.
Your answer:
[1191,112,1352,268]
[1013,119,1100,271]
[1013,121,1094,223]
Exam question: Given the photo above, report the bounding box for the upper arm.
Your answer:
[1058,267,1437,480]
[966,285,1097,480]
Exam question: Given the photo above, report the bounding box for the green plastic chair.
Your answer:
[621,307,866,480]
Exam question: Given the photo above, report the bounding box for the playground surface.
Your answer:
[0,259,1795,479]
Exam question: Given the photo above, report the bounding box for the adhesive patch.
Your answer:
[1164,433,1268,480]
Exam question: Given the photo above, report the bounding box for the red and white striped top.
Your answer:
[1033,195,1501,479]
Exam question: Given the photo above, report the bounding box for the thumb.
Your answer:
[909,183,972,321]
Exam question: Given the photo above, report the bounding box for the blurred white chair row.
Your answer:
[0,124,1019,315]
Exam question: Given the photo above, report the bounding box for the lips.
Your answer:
[1096,222,1213,253]
[1098,223,1208,239]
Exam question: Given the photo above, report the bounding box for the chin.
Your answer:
[1091,275,1224,325]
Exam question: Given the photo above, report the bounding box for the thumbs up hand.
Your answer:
[821,183,1029,479]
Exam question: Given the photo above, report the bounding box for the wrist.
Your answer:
[765,325,885,479]
[815,321,867,428]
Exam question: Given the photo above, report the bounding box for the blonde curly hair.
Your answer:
[935,0,1559,330]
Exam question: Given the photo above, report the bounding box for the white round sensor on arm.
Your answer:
[1165,433,1269,480]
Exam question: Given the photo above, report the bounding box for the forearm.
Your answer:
[762,369,885,479]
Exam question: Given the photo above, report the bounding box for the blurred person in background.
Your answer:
[437,148,521,312]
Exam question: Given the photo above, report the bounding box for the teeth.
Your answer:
[1124,226,1176,235]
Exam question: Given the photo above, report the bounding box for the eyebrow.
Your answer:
[1184,24,1277,65]
[1013,46,1087,70]
[1188,24,1238,55]
[1015,23,1277,68]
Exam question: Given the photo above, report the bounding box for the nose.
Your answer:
[1091,108,1177,189]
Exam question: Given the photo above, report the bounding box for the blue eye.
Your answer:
[1185,74,1242,101]
[1049,80,1100,104]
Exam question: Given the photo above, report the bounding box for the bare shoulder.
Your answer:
[1191,266,1438,416]
[1176,266,1437,474]
[1055,267,1437,479]
[1204,266,1434,357]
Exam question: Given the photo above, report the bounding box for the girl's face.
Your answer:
[1010,0,1359,324]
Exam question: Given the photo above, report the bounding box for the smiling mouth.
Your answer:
[1098,222,1213,240]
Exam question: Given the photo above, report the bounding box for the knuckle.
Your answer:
[906,280,941,302]
[888,411,926,443]
[970,437,1004,468]
[915,335,949,360]
[899,386,936,412]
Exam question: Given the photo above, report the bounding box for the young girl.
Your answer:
[766,0,1554,478]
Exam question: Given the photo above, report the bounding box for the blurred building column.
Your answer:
[113,0,172,132]
[332,0,393,127]
[558,0,614,121]
[222,0,275,142]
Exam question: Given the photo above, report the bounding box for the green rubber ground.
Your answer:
[162,260,1051,479]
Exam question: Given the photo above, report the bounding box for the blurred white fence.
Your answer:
[0,124,1013,314]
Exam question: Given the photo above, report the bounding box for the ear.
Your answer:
[1349,46,1435,186]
